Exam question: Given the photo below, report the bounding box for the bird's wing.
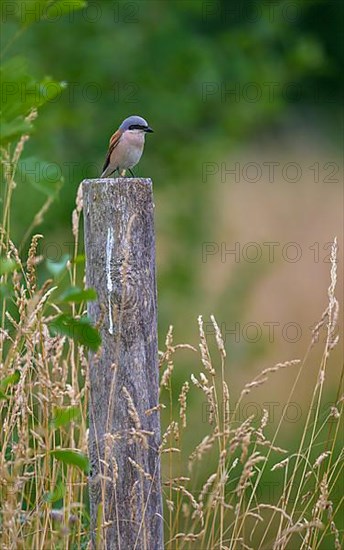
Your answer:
[101,129,122,174]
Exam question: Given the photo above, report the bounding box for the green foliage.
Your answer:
[49,313,101,351]
[59,286,97,304]
[0,56,65,145]
[0,370,20,399]
[51,405,82,429]
[43,480,66,503]
[51,449,90,474]
[0,258,19,275]
[46,254,70,276]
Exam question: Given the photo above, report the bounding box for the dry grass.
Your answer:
[0,247,89,548]
[159,258,342,549]
[1,127,89,548]
[1,129,343,549]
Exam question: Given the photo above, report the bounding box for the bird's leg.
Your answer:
[128,168,135,177]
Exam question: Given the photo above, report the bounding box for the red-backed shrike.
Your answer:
[101,115,153,178]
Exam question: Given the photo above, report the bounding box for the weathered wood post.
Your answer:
[82,178,163,549]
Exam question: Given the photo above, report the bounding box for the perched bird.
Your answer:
[101,115,153,178]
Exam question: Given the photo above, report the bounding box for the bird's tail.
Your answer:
[101,166,115,178]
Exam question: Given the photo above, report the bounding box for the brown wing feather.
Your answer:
[101,129,122,174]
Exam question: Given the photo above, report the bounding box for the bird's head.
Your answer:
[119,115,154,134]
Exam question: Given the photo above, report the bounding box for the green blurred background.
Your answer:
[1,0,343,510]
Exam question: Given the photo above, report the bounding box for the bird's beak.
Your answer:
[145,126,154,133]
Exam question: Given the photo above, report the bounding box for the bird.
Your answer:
[100,115,153,178]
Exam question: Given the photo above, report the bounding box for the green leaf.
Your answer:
[17,156,63,197]
[51,406,81,429]
[1,371,20,390]
[0,371,20,398]
[59,286,97,304]
[44,480,65,503]
[46,254,69,277]
[0,258,19,276]
[51,449,89,474]
[49,314,101,351]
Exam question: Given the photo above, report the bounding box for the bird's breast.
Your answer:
[115,131,145,170]
[125,130,145,147]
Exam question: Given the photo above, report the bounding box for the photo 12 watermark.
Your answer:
[201,81,338,105]
[202,161,340,184]
[202,1,303,24]
[1,80,141,105]
[201,399,340,426]
[1,1,141,24]
[201,241,336,264]
[203,319,303,344]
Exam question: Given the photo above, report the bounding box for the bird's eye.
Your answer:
[129,124,145,131]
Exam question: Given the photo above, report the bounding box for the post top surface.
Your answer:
[82,177,152,185]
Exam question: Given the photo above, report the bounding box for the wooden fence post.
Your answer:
[82,178,163,549]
